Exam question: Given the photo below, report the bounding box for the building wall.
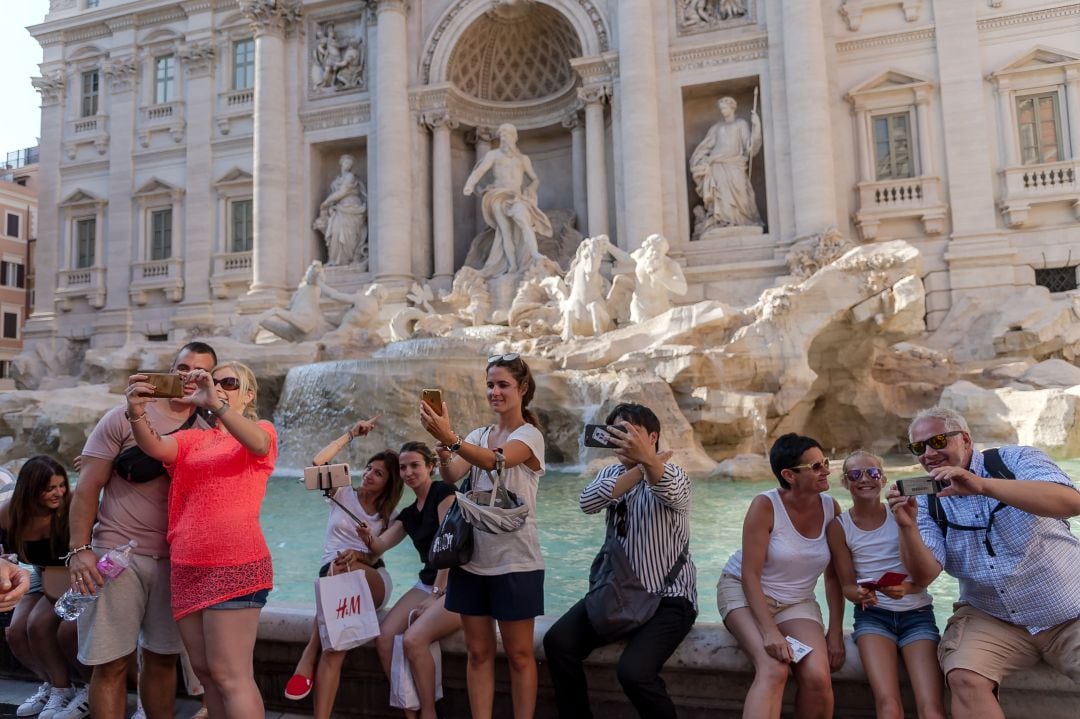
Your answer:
[0,174,34,389]
[22,0,1080,352]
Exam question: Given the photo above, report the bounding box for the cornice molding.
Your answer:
[299,102,370,132]
[669,35,768,73]
[977,2,1080,32]
[836,26,935,54]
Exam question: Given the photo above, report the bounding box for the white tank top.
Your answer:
[724,488,835,604]
[321,487,385,566]
[837,508,932,612]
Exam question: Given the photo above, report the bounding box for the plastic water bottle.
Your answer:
[54,539,138,621]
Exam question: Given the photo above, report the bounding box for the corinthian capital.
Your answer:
[422,110,459,132]
[31,71,66,105]
[577,84,611,106]
[240,0,303,37]
[178,41,217,77]
[102,56,139,93]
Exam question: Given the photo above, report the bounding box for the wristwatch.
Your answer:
[211,399,230,417]
[447,436,462,453]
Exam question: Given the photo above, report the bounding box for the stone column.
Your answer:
[616,0,664,250]
[579,85,610,238]
[914,88,936,176]
[472,126,496,231]
[995,80,1018,167]
[1064,69,1080,165]
[781,0,839,236]
[27,71,66,331]
[562,111,588,237]
[424,111,458,286]
[239,0,300,308]
[369,0,413,288]
[853,111,871,183]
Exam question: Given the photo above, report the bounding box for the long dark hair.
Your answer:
[487,355,540,428]
[366,450,402,528]
[8,456,70,563]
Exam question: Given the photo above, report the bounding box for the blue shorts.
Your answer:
[207,588,270,611]
[445,567,544,621]
[853,604,940,648]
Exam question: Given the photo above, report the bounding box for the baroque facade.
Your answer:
[24,0,1080,350]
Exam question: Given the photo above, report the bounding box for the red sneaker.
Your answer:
[284,674,313,700]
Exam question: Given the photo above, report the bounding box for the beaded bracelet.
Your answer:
[62,545,93,565]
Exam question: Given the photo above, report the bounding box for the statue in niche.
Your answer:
[681,0,748,26]
[690,95,763,237]
[464,123,553,278]
[606,233,688,323]
[313,154,368,267]
[258,261,331,342]
[311,22,364,91]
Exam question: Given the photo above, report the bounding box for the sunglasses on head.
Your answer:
[790,459,831,473]
[487,352,520,365]
[907,431,961,456]
[213,377,241,391]
[844,467,883,482]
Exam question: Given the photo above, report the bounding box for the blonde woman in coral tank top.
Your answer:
[125,361,277,719]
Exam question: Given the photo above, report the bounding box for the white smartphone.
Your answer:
[303,463,351,491]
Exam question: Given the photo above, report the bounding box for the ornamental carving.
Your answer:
[239,0,303,36]
[310,19,365,94]
[31,71,66,105]
[676,0,753,36]
[576,84,610,106]
[102,56,138,92]
[178,41,216,77]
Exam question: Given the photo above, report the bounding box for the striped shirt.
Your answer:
[580,462,697,610]
[916,445,1080,634]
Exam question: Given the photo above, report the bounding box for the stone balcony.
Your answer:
[999,159,1080,228]
[129,257,184,304]
[63,114,109,159]
[216,88,255,135]
[854,175,947,241]
[137,101,186,147]
[210,250,253,298]
[55,266,106,311]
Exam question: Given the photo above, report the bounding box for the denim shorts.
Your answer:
[207,588,270,611]
[853,603,940,648]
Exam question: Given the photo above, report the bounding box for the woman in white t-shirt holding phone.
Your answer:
[420,353,545,719]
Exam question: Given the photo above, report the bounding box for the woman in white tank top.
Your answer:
[718,434,846,719]
[826,451,945,719]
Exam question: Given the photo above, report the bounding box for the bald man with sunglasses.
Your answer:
[888,407,1080,719]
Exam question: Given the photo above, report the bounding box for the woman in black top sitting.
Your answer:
[0,455,82,717]
[359,441,462,719]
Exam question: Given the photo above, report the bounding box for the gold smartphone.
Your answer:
[421,389,444,415]
[139,372,183,399]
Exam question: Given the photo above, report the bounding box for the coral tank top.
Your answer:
[165,421,278,619]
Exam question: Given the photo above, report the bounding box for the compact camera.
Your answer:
[895,476,951,496]
[139,372,183,399]
[583,423,626,449]
[303,463,352,491]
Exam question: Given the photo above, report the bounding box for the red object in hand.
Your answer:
[858,571,907,590]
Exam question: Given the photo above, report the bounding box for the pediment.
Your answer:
[59,189,104,206]
[214,167,253,185]
[133,177,183,197]
[847,69,933,97]
[139,28,182,47]
[69,44,108,61]
[992,45,1080,76]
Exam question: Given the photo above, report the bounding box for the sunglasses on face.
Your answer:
[213,377,241,391]
[487,352,520,365]
[790,459,831,473]
[907,431,962,456]
[844,467,883,482]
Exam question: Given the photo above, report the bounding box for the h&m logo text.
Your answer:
[336,594,367,618]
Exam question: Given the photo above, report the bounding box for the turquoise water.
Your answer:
[261,460,1080,628]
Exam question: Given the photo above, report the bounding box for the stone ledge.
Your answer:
[257,605,1078,718]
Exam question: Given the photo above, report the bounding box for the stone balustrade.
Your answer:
[854,175,946,240]
[55,266,106,311]
[210,250,254,298]
[253,605,1078,718]
[999,159,1080,228]
[129,257,184,304]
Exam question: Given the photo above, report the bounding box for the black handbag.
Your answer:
[114,411,199,483]
[584,501,689,640]
[427,476,474,570]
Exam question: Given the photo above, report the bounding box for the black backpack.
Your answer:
[925,448,1014,556]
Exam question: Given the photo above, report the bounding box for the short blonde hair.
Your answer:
[213,361,259,421]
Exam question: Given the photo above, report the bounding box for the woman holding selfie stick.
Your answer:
[125,362,276,719]
[826,451,945,719]
[284,417,404,719]
[420,353,545,719]
[359,442,461,719]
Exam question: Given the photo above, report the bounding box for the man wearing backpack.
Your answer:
[889,406,1080,719]
[66,342,217,719]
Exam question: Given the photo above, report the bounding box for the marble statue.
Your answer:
[681,0,748,26]
[541,235,622,340]
[258,261,330,342]
[311,22,364,91]
[313,154,368,267]
[690,96,763,235]
[464,123,552,278]
[317,277,387,351]
[606,233,689,322]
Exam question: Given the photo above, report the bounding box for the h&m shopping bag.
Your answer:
[314,566,379,651]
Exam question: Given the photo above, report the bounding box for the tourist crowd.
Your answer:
[1,339,1078,719]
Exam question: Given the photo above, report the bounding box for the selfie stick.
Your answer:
[315,466,367,527]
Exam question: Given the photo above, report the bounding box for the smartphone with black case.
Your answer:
[583,424,625,449]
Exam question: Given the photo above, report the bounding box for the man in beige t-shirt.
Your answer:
[69,342,217,719]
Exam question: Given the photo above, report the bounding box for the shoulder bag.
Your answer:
[428,473,474,569]
[584,500,689,641]
[113,410,200,483]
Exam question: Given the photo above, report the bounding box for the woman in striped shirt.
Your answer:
[543,402,697,719]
